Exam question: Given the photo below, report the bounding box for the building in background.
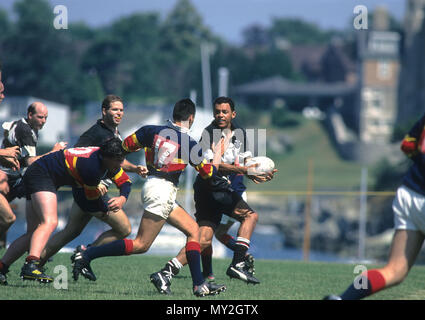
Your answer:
[234,5,404,164]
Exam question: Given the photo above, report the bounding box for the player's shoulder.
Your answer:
[15,118,32,133]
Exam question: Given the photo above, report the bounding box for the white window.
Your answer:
[377,60,391,80]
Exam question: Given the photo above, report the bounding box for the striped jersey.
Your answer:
[400,113,425,195]
[34,146,131,200]
[123,122,216,186]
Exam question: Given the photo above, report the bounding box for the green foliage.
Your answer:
[271,107,301,128]
[0,0,371,109]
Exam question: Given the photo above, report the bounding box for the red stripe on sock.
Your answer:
[25,255,40,262]
[202,245,213,256]
[124,239,133,255]
[186,241,201,252]
[366,270,386,293]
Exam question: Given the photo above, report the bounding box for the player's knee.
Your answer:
[121,223,132,238]
[381,265,408,286]
[132,239,151,254]
[4,213,16,226]
[199,237,212,250]
[44,217,58,232]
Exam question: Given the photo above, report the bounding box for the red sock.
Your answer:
[25,255,40,262]
[124,239,133,255]
[367,269,386,294]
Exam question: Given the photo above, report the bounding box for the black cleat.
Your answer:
[323,295,342,300]
[244,253,256,275]
[226,261,260,284]
[150,270,172,295]
[193,281,226,297]
[71,252,96,281]
[0,270,8,286]
[20,260,53,283]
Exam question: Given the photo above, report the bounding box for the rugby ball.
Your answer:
[245,156,275,174]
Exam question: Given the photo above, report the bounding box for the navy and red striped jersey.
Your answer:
[401,113,425,195]
[34,146,131,200]
[123,123,216,186]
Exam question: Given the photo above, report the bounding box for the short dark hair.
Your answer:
[99,137,126,160]
[27,103,37,116]
[213,96,235,111]
[102,95,123,111]
[173,98,196,122]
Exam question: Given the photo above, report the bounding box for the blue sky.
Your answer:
[0,0,406,44]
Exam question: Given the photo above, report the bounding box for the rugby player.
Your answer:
[0,138,131,284]
[72,98,227,297]
[38,95,147,266]
[325,113,425,299]
[0,102,66,248]
[151,96,276,294]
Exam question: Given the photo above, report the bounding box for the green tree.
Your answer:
[1,0,85,106]
[157,0,215,100]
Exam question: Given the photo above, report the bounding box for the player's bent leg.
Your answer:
[40,202,92,266]
[198,225,215,280]
[0,200,41,285]
[27,192,58,258]
[72,210,164,282]
[150,206,199,295]
[0,193,16,247]
[326,229,425,300]
[226,201,260,284]
[90,208,132,247]
[167,205,200,242]
[21,192,57,283]
[379,229,425,287]
[132,210,166,254]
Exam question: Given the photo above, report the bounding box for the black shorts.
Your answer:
[6,173,26,202]
[193,176,243,227]
[23,163,57,199]
[73,186,109,213]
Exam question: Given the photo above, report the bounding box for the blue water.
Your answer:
[4,218,348,263]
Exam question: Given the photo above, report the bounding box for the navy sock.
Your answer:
[340,270,386,300]
[185,241,204,287]
[84,239,133,261]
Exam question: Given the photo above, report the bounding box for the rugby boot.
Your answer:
[20,260,53,283]
[193,281,226,297]
[150,270,172,295]
[71,251,96,281]
[244,253,256,275]
[226,261,260,284]
[0,267,8,286]
[323,295,342,300]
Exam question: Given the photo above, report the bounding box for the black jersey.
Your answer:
[74,119,121,147]
[1,118,38,170]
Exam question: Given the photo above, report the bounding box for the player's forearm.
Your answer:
[26,155,40,166]
[218,163,247,175]
[121,159,136,172]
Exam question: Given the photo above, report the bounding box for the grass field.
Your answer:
[1,252,425,300]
